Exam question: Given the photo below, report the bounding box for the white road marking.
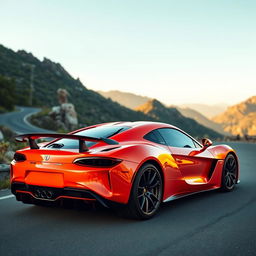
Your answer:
[22,107,53,133]
[0,195,15,200]
[23,108,40,129]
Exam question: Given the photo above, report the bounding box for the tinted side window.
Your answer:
[158,128,196,148]
[144,130,165,145]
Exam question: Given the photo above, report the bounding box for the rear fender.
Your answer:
[109,143,179,200]
[207,144,240,182]
[207,144,236,160]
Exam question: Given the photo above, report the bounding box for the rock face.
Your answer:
[49,88,78,130]
[213,96,256,136]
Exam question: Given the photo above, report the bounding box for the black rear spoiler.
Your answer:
[15,133,119,153]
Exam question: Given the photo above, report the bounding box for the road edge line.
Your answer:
[0,195,15,200]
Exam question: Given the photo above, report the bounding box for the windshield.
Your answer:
[45,125,129,149]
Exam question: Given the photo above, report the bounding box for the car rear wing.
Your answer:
[15,133,119,153]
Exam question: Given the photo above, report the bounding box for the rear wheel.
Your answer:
[120,163,163,220]
[221,154,238,192]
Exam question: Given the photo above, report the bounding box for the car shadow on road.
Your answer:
[15,186,242,227]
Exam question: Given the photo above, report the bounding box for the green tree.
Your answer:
[0,75,16,111]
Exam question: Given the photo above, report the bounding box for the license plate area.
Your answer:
[25,171,64,187]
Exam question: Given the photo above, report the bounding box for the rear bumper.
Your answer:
[11,159,139,204]
[11,182,110,207]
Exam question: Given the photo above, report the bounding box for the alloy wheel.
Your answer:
[137,166,162,215]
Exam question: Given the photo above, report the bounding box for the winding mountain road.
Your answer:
[0,107,53,134]
[0,142,256,255]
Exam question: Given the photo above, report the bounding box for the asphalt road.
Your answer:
[0,142,256,256]
[0,106,52,134]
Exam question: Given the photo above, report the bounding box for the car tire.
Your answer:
[220,154,238,192]
[120,163,163,220]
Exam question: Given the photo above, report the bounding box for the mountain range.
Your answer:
[98,90,227,117]
[99,90,256,137]
[136,99,221,138]
[179,103,228,118]
[98,90,229,135]
[0,44,222,138]
[213,96,256,136]
[177,107,229,135]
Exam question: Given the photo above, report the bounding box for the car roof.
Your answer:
[99,121,177,129]
[75,121,179,135]
[100,121,182,141]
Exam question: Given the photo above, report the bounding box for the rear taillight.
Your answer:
[73,157,122,168]
[13,153,26,162]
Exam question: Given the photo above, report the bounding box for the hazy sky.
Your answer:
[1,0,255,105]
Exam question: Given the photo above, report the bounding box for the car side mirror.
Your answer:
[202,138,212,148]
[189,138,213,156]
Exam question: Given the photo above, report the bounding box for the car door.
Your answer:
[157,128,214,191]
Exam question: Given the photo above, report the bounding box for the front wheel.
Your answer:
[120,163,163,220]
[221,154,238,192]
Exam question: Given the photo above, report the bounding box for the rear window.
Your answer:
[45,126,130,149]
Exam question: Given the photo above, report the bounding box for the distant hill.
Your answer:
[0,44,153,125]
[213,96,256,136]
[99,90,228,119]
[98,90,150,109]
[136,99,222,139]
[180,103,228,118]
[178,107,229,135]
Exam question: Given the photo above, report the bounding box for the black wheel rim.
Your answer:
[137,167,162,215]
[224,156,237,190]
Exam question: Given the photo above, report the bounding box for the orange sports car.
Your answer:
[11,121,239,219]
